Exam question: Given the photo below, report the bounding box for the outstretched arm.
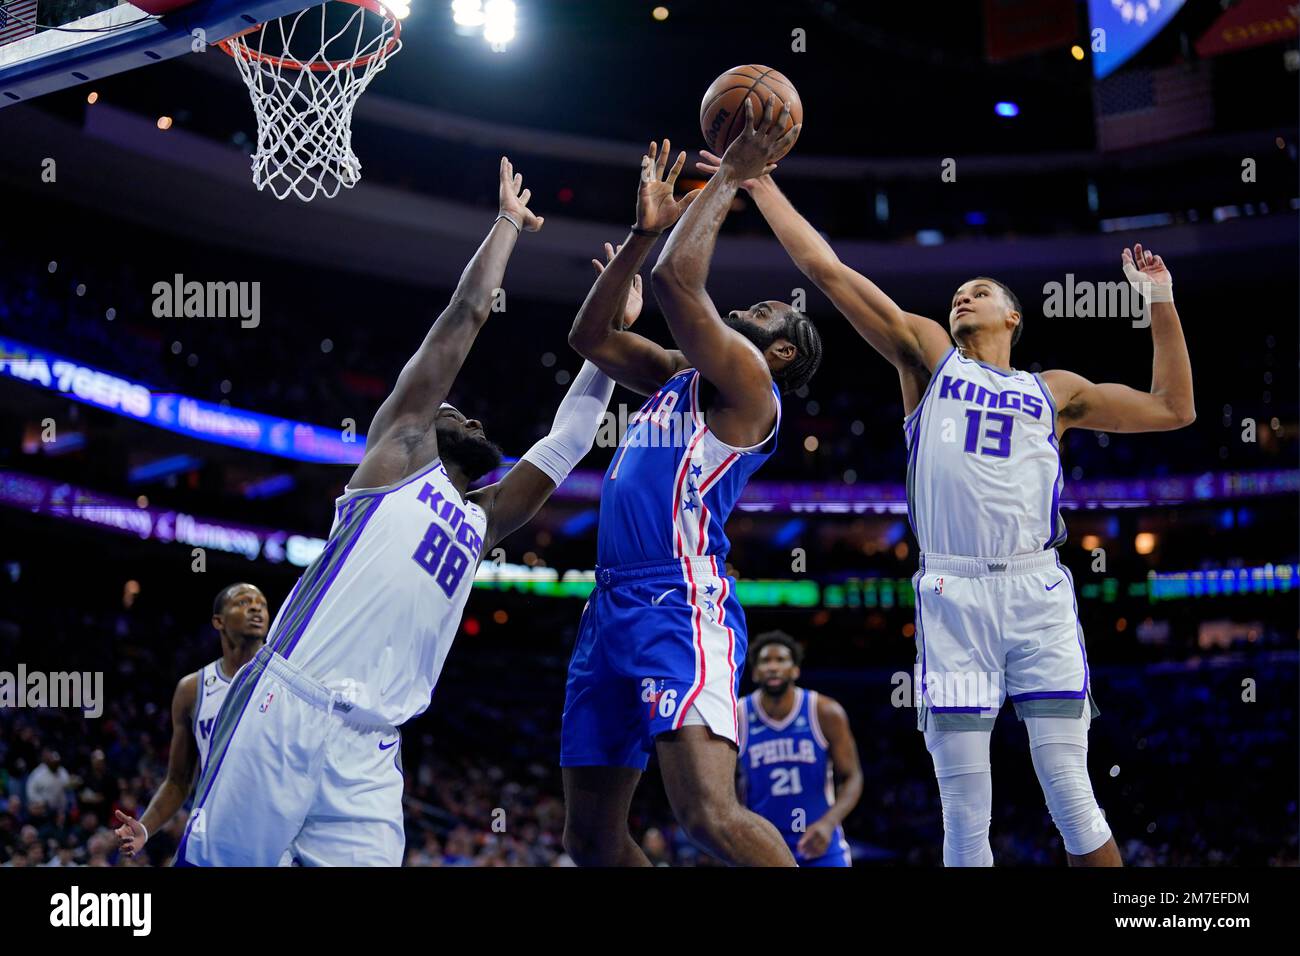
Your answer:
[114,674,199,858]
[697,153,949,410]
[569,140,700,396]
[350,157,543,490]
[1043,244,1194,437]
[651,98,798,446]
[470,359,614,552]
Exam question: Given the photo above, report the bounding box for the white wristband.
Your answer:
[495,213,521,233]
[1122,262,1173,303]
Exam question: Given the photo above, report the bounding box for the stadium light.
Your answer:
[381,0,412,19]
[994,101,1019,117]
[483,0,516,49]
[452,0,485,27]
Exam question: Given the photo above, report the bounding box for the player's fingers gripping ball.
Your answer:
[700,64,802,159]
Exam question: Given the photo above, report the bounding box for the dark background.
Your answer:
[0,0,1295,867]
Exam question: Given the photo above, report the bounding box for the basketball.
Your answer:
[699,64,802,159]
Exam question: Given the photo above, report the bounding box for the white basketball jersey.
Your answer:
[262,458,487,727]
[904,348,1066,558]
[193,659,233,774]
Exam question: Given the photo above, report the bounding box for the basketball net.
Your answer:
[219,0,403,202]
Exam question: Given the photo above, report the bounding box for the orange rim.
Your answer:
[217,0,401,72]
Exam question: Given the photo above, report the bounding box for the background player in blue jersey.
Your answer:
[561,99,823,867]
[705,160,1194,866]
[113,583,268,861]
[738,631,862,867]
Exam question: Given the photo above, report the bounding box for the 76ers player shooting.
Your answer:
[175,159,617,866]
[715,159,1194,866]
[561,99,823,867]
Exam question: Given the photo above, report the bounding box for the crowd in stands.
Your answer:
[1,578,1294,868]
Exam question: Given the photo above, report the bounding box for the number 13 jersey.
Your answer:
[905,348,1066,558]
[263,458,488,727]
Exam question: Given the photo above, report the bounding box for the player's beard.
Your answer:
[435,426,504,482]
[760,678,792,698]
[724,314,782,356]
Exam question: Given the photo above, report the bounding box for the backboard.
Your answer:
[0,0,322,106]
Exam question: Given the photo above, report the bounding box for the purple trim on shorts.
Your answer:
[1008,690,1085,701]
[914,570,931,709]
[1056,552,1091,693]
[178,650,270,862]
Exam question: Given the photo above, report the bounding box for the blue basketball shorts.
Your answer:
[561,556,748,771]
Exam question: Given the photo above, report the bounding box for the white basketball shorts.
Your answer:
[911,549,1100,732]
[177,646,405,866]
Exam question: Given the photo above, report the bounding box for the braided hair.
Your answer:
[774,309,823,393]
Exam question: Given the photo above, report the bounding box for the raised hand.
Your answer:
[498,156,544,232]
[694,148,769,192]
[1122,243,1171,285]
[719,95,799,184]
[635,139,701,234]
[591,241,643,328]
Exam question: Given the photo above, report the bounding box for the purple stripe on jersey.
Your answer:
[279,496,383,659]
[1034,372,1066,549]
[903,349,956,542]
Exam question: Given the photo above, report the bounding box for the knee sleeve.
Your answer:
[925,729,993,867]
[1026,714,1111,856]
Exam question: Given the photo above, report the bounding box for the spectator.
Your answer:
[25,750,75,815]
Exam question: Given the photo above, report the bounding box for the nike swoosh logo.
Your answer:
[1046,580,1063,591]
[378,739,399,751]
[204,688,221,697]
[651,589,674,606]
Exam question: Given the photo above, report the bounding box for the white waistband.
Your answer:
[920,550,1060,577]
[257,648,397,733]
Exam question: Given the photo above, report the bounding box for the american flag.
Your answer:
[0,0,39,48]
[1093,61,1215,152]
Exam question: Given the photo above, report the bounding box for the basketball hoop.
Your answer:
[218,0,404,202]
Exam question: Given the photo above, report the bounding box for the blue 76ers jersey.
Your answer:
[596,368,781,567]
[905,348,1066,557]
[738,689,848,863]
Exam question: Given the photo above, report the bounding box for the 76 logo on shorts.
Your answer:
[641,678,677,719]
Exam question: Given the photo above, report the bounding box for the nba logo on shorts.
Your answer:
[934,577,944,595]
[259,691,275,713]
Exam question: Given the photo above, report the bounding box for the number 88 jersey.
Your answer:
[904,347,1066,558]
[263,458,488,728]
